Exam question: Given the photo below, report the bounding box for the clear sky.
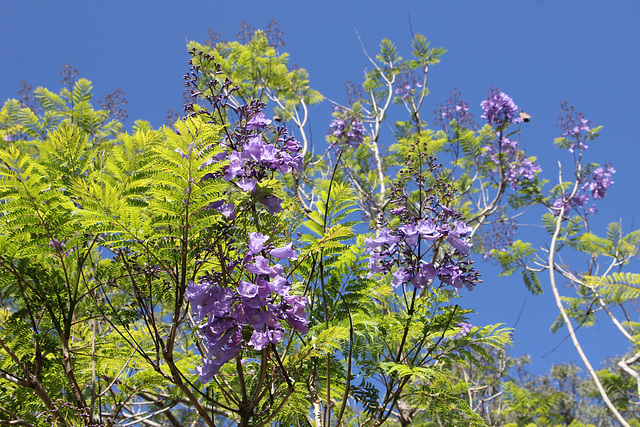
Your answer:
[2,0,639,376]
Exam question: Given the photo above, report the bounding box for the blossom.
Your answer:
[454,322,473,338]
[188,232,309,382]
[416,219,440,241]
[434,88,474,130]
[208,200,236,219]
[399,223,419,247]
[551,194,589,216]
[246,255,277,276]
[481,89,522,127]
[395,82,422,99]
[282,137,302,154]
[410,262,438,288]
[269,242,296,260]
[367,250,386,277]
[365,200,478,293]
[248,232,269,254]
[244,135,277,164]
[224,151,245,181]
[259,195,283,214]
[197,345,242,382]
[365,228,400,251]
[588,165,615,200]
[447,236,471,255]
[249,326,283,350]
[557,102,593,153]
[246,112,272,130]
[269,275,291,296]
[328,107,365,148]
[237,280,260,299]
[237,177,257,193]
[505,158,541,189]
[449,220,472,237]
[391,267,411,288]
[281,294,309,333]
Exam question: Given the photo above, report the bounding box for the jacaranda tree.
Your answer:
[0,25,636,426]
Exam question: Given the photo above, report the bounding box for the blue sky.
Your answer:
[2,1,639,376]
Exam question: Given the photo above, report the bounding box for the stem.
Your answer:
[548,168,630,426]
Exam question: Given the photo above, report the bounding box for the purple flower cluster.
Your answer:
[328,107,365,148]
[551,165,615,216]
[454,322,473,338]
[434,88,474,131]
[552,194,590,216]
[206,110,303,216]
[557,102,593,153]
[395,81,423,100]
[483,132,541,189]
[366,215,477,292]
[480,89,523,128]
[586,165,615,200]
[441,102,469,123]
[395,72,423,100]
[505,158,541,189]
[186,232,307,383]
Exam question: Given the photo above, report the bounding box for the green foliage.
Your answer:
[189,30,322,125]
[1,23,635,427]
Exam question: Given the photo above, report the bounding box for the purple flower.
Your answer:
[238,280,259,299]
[434,88,474,130]
[395,82,422,99]
[588,165,615,200]
[449,220,472,237]
[282,295,309,333]
[249,326,284,350]
[447,236,471,256]
[411,262,438,288]
[197,329,244,381]
[391,267,411,288]
[270,275,291,296]
[246,112,272,130]
[438,264,460,286]
[282,138,302,154]
[246,309,277,330]
[259,195,283,214]
[552,194,589,216]
[246,255,277,276]
[208,200,236,220]
[505,158,541,189]
[417,219,440,241]
[269,242,296,260]
[367,251,386,277]
[438,264,473,291]
[557,103,593,153]
[365,228,400,251]
[185,280,210,308]
[328,107,365,148]
[399,223,420,247]
[454,322,473,338]
[445,221,472,255]
[224,151,245,181]
[481,89,522,127]
[255,278,273,298]
[237,177,257,193]
[244,135,277,164]
[248,232,269,254]
[185,281,234,322]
